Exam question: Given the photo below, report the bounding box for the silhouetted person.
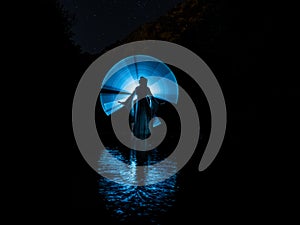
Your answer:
[119,77,159,140]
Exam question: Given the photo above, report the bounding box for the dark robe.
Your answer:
[124,85,159,139]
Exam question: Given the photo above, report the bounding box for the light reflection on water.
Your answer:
[98,148,178,224]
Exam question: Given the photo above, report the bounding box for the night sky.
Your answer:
[60,0,184,53]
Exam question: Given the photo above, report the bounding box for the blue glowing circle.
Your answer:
[100,55,179,115]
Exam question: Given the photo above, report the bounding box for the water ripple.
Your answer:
[98,149,178,224]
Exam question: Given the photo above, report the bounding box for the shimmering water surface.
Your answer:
[98,148,178,224]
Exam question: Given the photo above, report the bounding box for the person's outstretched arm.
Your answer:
[119,90,135,105]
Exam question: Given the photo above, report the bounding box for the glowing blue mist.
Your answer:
[100,55,178,115]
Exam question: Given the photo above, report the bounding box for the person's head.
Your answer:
[139,77,148,86]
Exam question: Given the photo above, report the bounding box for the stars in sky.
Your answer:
[60,0,184,53]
